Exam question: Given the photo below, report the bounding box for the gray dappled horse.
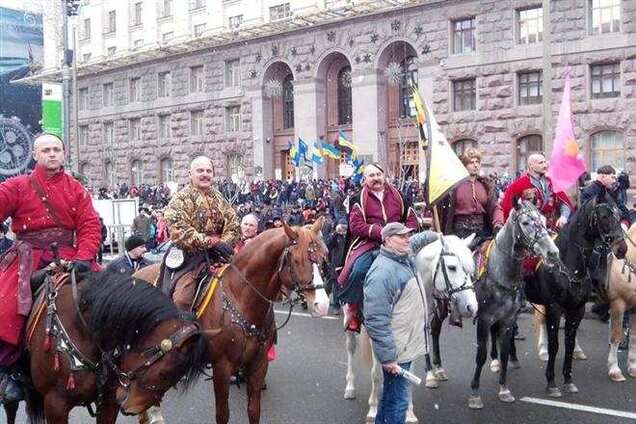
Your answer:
[344,233,478,423]
[469,199,559,409]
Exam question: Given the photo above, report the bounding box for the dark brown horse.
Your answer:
[134,218,329,424]
[18,268,212,424]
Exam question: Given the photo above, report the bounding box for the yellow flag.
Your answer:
[425,99,469,205]
[411,86,428,150]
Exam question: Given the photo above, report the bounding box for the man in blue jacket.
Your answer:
[364,223,438,424]
[106,235,149,276]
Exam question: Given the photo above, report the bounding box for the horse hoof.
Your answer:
[609,369,626,382]
[145,406,166,424]
[468,395,484,409]
[365,409,377,423]
[406,411,419,423]
[498,389,515,403]
[573,350,587,360]
[490,359,501,373]
[425,374,440,389]
[434,368,449,381]
[538,350,549,362]
[510,360,521,369]
[547,386,562,398]
[563,383,579,394]
[344,388,356,399]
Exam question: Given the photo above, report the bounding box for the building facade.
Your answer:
[71,0,636,188]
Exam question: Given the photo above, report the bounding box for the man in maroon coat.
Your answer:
[502,153,573,231]
[0,134,101,400]
[336,164,418,332]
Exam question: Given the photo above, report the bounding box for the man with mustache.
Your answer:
[0,133,101,401]
[336,164,418,332]
[163,156,240,310]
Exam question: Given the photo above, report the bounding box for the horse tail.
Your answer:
[24,386,45,424]
[359,328,374,369]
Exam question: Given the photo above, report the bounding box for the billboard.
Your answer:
[0,6,43,180]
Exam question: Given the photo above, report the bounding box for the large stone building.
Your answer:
[64,0,634,188]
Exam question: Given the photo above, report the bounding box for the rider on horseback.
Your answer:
[0,134,102,402]
[163,156,240,311]
[440,148,504,246]
[335,164,418,333]
[502,153,573,232]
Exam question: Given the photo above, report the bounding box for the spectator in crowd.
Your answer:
[324,218,348,314]
[106,235,150,276]
[235,214,259,254]
[131,204,152,242]
[0,223,13,255]
[98,217,107,264]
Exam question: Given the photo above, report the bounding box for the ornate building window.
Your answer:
[282,74,294,129]
[590,130,624,171]
[337,66,352,125]
[452,78,476,111]
[516,134,543,172]
[399,56,418,119]
[131,160,143,186]
[518,71,543,105]
[590,0,620,35]
[452,17,476,54]
[591,62,620,99]
[160,157,174,183]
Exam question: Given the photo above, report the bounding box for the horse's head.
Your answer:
[278,216,330,317]
[115,319,214,415]
[509,198,559,264]
[584,195,627,260]
[416,233,478,319]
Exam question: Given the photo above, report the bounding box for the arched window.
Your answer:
[516,135,543,172]
[591,131,625,171]
[104,160,115,188]
[399,56,418,118]
[282,74,294,129]
[160,157,174,183]
[337,66,352,125]
[452,139,477,157]
[131,160,143,186]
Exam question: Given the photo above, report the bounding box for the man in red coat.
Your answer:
[336,164,418,332]
[502,153,573,231]
[0,134,101,400]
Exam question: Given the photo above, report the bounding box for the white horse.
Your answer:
[343,234,479,423]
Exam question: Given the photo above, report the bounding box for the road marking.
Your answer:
[274,310,338,320]
[520,397,636,420]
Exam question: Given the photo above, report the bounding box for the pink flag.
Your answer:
[548,72,586,193]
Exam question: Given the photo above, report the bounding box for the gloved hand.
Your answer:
[212,241,234,261]
[72,260,92,274]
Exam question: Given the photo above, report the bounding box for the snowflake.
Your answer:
[384,61,403,86]
[340,70,352,88]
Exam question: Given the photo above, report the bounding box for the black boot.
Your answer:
[0,367,25,403]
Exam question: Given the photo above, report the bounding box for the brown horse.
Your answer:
[20,268,212,424]
[134,218,329,424]
[606,223,636,381]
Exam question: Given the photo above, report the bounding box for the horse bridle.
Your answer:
[277,238,326,301]
[589,203,623,247]
[510,206,551,260]
[432,244,473,302]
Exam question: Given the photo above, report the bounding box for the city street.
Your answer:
[5,310,636,424]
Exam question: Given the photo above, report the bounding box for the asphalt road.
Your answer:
[4,310,636,424]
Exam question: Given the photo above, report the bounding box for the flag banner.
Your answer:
[548,71,586,193]
[425,99,469,205]
[298,138,309,158]
[322,143,341,159]
[338,130,357,158]
[289,142,300,167]
[411,85,428,150]
[311,142,325,165]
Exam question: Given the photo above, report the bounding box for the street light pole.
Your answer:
[62,0,80,171]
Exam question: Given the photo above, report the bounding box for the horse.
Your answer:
[469,199,560,409]
[15,267,210,424]
[524,194,627,397]
[134,218,330,424]
[344,232,479,423]
[605,223,636,382]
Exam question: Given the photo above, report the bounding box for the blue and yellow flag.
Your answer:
[289,142,300,167]
[322,143,341,159]
[337,130,357,159]
[298,138,309,158]
[311,142,325,165]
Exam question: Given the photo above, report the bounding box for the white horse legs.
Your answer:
[344,331,357,399]
[366,356,381,422]
[628,333,636,377]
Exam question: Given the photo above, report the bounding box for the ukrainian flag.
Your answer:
[338,130,357,158]
[322,143,341,159]
[311,142,325,165]
[289,143,300,167]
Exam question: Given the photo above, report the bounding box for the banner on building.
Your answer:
[42,83,63,137]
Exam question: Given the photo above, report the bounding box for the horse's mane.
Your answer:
[80,272,182,349]
[413,232,474,275]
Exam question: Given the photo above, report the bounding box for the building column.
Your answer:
[293,78,324,179]
[247,88,274,180]
[352,69,382,164]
